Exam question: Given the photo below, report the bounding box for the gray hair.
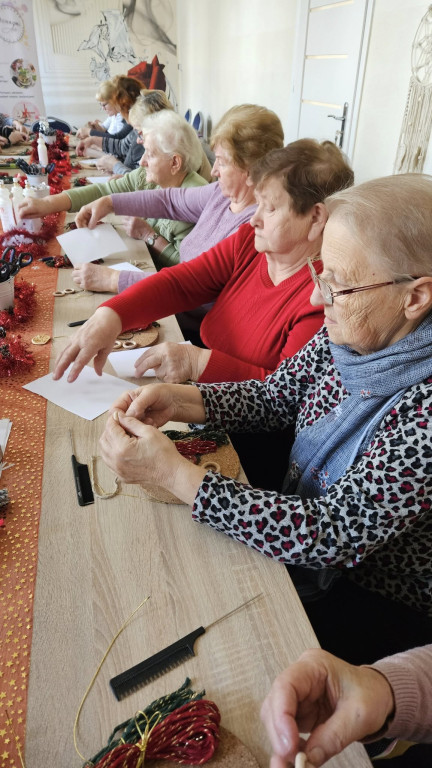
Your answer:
[140,110,203,174]
[325,173,432,278]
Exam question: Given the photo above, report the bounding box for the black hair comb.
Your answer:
[110,593,262,700]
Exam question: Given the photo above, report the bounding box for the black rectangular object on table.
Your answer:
[71,455,94,506]
[110,626,205,700]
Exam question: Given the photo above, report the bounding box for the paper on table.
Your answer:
[108,341,191,379]
[86,176,112,184]
[56,223,128,266]
[109,262,143,273]
[23,366,139,420]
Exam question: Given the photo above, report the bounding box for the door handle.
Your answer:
[327,102,348,148]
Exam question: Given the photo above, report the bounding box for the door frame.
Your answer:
[287,0,375,161]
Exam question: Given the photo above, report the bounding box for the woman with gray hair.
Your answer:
[56,173,432,663]
[17,108,208,270]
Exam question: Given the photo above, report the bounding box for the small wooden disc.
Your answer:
[111,326,159,351]
[31,333,51,345]
[140,437,240,505]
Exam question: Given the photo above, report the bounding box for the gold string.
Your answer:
[90,455,120,499]
[73,596,151,761]
[134,710,162,766]
[5,709,26,768]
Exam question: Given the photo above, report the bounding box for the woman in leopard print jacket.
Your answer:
[99,174,432,619]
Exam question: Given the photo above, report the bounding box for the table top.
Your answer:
[19,196,371,766]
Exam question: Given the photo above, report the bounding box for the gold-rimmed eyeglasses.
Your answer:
[307,258,419,306]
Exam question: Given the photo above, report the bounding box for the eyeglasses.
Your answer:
[99,102,109,109]
[308,258,419,306]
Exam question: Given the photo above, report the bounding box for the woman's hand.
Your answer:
[76,136,102,156]
[17,193,71,219]
[75,196,114,228]
[99,411,207,503]
[122,216,153,240]
[8,130,26,145]
[53,306,122,382]
[0,136,9,147]
[134,342,211,383]
[261,648,395,768]
[108,382,207,428]
[72,263,120,293]
[96,154,117,172]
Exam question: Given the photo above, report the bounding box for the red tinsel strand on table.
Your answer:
[92,700,221,768]
[0,279,36,330]
[174,439,218,464]
[0,335,34,377]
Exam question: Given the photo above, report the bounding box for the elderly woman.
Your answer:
[76,79,125,139]
[18,110,207,272]
[70,104,284,306]
[53,140,353,384]
[76,75,145,175]
[57,174,432,654]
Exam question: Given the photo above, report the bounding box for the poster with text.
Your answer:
[0,0,45,125]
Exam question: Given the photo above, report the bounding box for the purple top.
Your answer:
[112,183,257,291]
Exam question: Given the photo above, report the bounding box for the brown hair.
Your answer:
[95,80,117,103]
[109,75,142,117]
[210,104,284,170]
[128,89,173,125]
[249,139,354,214]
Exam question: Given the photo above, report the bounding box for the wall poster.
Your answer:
[0,0,46,124]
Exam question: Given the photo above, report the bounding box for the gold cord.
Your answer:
[5,709,26,768]
[90,455,120,499]
[73,596,151,761]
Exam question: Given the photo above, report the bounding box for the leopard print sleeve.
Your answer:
[192,374,432,615]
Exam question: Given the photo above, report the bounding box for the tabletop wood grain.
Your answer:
[24,218,371,767]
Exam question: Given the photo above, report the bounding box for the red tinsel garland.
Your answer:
[0,279,36,330]
[92,700,221,768]
[0,335,34,377]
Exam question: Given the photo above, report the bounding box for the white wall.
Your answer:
[176,0,432,182]
[353,0,431,182]
[176,0,298,142]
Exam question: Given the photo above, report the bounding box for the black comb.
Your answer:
[110,593,262,700]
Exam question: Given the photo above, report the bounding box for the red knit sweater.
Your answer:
[103,223,324,382]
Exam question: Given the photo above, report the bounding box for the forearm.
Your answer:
[41,191,73,214]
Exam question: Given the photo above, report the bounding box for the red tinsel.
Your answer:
[0,279,36,330]
[92,700,220,768]
[0,335,34,377]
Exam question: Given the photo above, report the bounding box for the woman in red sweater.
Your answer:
[54,140,354,385]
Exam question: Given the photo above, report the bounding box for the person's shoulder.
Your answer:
[182,171,209,188]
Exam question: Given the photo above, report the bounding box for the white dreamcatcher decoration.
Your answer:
[394,5,432,173]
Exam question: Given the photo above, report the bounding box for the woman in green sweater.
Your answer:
[17,108,208,276]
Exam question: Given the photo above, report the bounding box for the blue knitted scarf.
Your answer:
[285,314,432,499]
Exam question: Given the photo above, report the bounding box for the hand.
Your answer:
[72,263,119,293]
[108,382,207,428]
[76,136,102,156]
[8,130,26,145]
[261,648,395,768]
[96,154,117,172]
[134,342,211,382]
[100,410,207,503]
[121,216,154,240]
[0,136,8,147]
[76,125,91,139]
[12,120,29,139]
[53,306,122,382]
[75,195,114,228]
[89,120,104,131]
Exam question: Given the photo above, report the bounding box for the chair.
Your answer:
[192,111,204,138]
[184,109,192,123]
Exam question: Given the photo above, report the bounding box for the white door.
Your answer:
[289,0,374,160]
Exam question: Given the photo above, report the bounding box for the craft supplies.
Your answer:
[0,246,33,279]
[110,593,263,700]
[37,134,48,166]
[69,429,94,506]
[0,180,17,231]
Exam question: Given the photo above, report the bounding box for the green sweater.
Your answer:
[65,167,208,267]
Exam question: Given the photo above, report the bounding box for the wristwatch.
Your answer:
[145,232,157,246]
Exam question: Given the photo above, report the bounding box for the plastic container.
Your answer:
[0,182,16,231]
[37,135,48,166]
[27,174,47,188]
[0,277,14,311]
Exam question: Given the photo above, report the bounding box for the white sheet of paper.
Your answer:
[78,157,98,167]
[23,366,139,420]
[108,341,191,379]
[56,223,128,266]
[86,176,112,184]
[109,262,143,273]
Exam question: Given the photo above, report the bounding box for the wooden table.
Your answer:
[21,218,371,768]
